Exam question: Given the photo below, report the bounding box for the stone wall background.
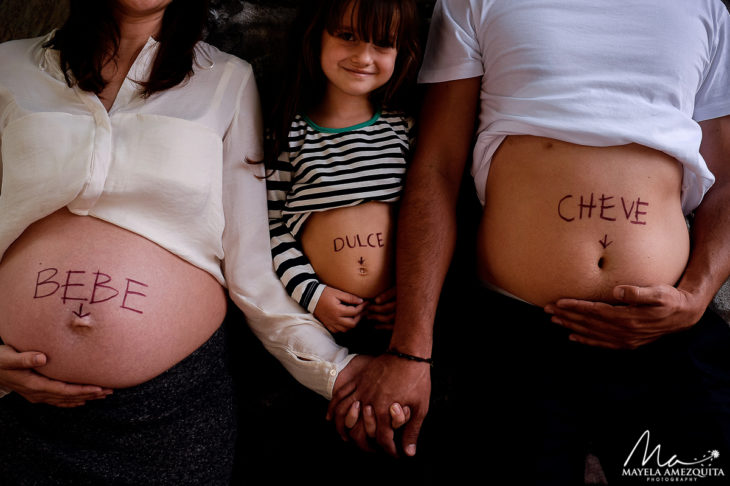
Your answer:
[0,0,70,41]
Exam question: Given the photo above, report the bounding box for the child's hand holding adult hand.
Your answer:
[314,286,367,333]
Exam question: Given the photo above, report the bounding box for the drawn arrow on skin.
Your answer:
[358,257,365,265]
[599,234,613,249]
[72,303,90,318]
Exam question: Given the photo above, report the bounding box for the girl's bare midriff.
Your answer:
[478,136,690,307]
[0,209,227,388]
[301,201,395,299]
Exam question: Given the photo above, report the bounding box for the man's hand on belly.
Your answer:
[0,344,113,407]
[544,284,703,349]
[364,287,396,326]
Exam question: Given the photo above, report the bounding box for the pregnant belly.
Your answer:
[478,136,691,306]
[0,209,227,388]
[300,202,395,299]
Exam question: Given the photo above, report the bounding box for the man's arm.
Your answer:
[682,115,730,310]
[545,114,730,349]
[327,77,481,456]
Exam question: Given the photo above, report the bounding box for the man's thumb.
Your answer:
[401,416,424,456]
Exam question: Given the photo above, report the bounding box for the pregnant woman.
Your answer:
[0,0,349,483]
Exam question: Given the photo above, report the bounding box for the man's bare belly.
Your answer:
[301,202,395,299]
[0,209,227,388]
[478,136,690,307]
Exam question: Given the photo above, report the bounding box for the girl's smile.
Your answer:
[342,66,376,77]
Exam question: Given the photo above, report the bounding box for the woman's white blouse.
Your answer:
[0,34,352,398]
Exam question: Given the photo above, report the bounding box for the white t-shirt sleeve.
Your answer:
[417,0,484,84]
[694,1,730,122]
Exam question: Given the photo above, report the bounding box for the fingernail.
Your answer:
[617,288,625,299]
[364,405,373,416]
[353,401,360,411]
[390,403,402,414]
[544,305,554,314]
[405,444,416,456]
[32,354,45,366]
[551,317,563,325]
[568,335,577,342]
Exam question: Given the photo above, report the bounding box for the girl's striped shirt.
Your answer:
[267,110,412,312]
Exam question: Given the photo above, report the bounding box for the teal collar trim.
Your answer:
[303,109,381,133]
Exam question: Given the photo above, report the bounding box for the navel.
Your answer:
[69,314,94,333]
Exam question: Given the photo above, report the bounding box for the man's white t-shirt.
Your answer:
[418,0,730,214]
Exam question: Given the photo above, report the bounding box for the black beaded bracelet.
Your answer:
[386,348,434,367]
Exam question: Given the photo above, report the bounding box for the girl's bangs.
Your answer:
[325,0,403,47]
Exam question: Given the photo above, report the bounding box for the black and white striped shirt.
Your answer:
[267,110,412,312]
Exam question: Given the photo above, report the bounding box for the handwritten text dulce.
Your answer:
[333,233,385,252]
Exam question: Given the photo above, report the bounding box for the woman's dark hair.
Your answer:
[45,0,210,97]
[267,0,421,168]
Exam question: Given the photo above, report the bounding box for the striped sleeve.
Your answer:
[283,113,410,214]
[267,152,326,313]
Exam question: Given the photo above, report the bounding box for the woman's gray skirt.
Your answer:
[0,324,236,486]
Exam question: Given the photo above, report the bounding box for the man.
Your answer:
[330,0,730,482]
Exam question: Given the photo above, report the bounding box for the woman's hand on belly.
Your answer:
[314,286,368,333]
[0,344,112,407]
[544,284,700,350]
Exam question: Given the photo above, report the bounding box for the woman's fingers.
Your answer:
[390,402,410,429]
[363,404,377,437]
[0,345,47,370]
[345,400,361,429]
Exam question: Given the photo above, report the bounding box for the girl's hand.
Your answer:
[314,286,367,333]
[366,287,396,328]
[0,344,113,407]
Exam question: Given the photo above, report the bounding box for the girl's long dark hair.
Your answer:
[45,0,210,97]
[267,0,421,169]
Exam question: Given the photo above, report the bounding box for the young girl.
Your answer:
[267,0,420,340]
